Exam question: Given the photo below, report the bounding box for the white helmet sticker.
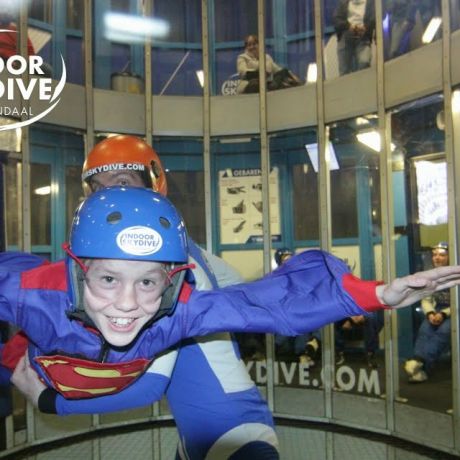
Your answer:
[116,226,163,256]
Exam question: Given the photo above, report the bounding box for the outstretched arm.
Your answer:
[376,265,460,308]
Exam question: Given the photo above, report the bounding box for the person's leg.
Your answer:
[413,319,437,368]
[355,39,372,70]
[167,334,279,460]
[418,318,451,372]
[337,32,354,76]
[363,311,384,352]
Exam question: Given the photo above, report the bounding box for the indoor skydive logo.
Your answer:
[0,29,66,131]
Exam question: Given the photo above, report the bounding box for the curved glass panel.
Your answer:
[213,135,267,387]
[213,0,258,96]
[93,1,145,92]
[329,115,384,399]
[384,0,442,60]
[65,0,84,85]
[451,0,460,31]
[391,95,451,413]
[222,0,310,97]
[270,128,325,417]
[150,0,203,96]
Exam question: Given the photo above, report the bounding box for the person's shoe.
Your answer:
[366,352,378,369]
[409,369,428,383]
[404,359,423,377]
[335,351,345,366]
[299,353,315,367]
[305,338,320,355]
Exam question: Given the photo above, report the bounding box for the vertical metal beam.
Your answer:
[84,0,94,153]
[257,0,271,273]
[257,0,275,411]
[84,0,99,436]
[144,0,153,142]
[375,0,396,433]
[19,1,34,445]
[201,0,213,251]
[143,0,159,421]
[313,0,333,426]
[18,0,31,255]
[441,0,460,449]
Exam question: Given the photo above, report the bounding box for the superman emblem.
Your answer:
[34,355,150,399]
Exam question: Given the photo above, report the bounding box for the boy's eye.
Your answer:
[102,276,114,283]
[142,279,156,287]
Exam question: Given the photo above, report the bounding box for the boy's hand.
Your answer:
[11,354,46,407]
[376,265,460,308]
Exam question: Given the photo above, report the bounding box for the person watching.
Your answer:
[236,34,301,94]
[333,0,376,76]
[404,242,452,383]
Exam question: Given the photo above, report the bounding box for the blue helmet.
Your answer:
[274,247,293,266]
[66,187,189,323]
[69,186,188,263]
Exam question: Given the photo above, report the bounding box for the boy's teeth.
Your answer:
[109,317,134,326]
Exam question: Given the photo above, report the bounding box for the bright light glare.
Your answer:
[196,70,204,88]
[356,130,396,152]
[104,12,169,44]
[34,186,51,195]
[452,90,460,114]
[422,17,442,44]
[306,63,317,83]
[356,117,370,126]
[415,161,447,225]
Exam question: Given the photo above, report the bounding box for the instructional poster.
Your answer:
[219,167,281,244]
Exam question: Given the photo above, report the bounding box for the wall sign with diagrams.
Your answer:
[218,167,281,244]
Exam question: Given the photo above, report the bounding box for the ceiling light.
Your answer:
[306,63,317,83]
[356,130,395,152]
[104,12,169,44]
[34,186,51,195]
[422,17,442,44]
[452,90,460,114]
[196,70,204,88]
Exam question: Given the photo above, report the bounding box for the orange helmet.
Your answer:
[81,135,167,196]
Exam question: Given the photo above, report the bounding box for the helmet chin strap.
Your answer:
[153,263,195,321]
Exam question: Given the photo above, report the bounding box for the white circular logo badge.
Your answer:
[116,226,163,256]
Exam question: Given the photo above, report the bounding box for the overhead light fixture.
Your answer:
[196,70,204,88]
[305,142,339,172]
[306,63,317,83]
[104,12,170,44]
[356,116,371,126]
[34,186,51,195]
[422,17,442,44]
[356,130,395,152]
[452,90,460,114]
[219,137,252,144]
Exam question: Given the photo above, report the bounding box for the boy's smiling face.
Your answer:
[83,258,169,347]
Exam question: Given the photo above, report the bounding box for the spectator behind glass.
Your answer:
[404,242,451,383]
[0,7,52,78]
[236,34,301,94]
[333,0,376,76]
[386,0,417,59]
